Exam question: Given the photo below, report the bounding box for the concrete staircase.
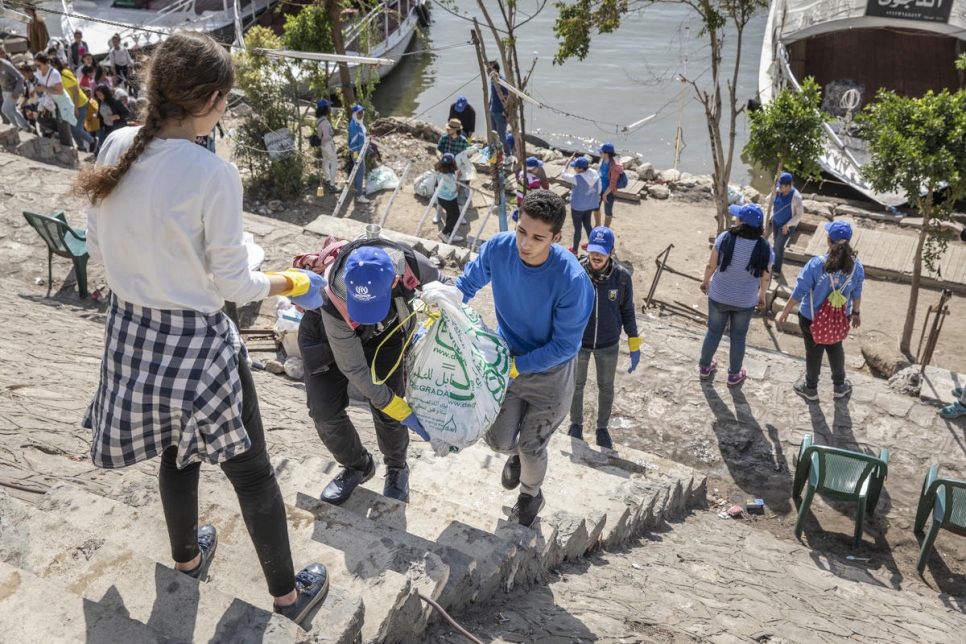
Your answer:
[0,401,704,643]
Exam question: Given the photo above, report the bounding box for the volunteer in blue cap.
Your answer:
[488,60,511,155]
[595,143,624,229]
[698,203,774,386]
[315,99,338,194]
[348,103,369,204]
[568,227,641,449]
[448,94,475,139]
[559,155,602,253]
[298,240,453,506]
[525,157,550,189]
[771,171,803,279]
[778,220,864,401]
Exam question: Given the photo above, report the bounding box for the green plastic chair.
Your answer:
[792,434,889,550]
[22,211,89,298]
[914,466,966,575]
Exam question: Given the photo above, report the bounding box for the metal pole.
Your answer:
[445,186,476,245]
[379,162,411,228]
[333,138,370,218]
[469,203,496,253]
[644,244,674,311]
[414,178,445,238]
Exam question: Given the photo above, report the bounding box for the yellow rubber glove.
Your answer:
[265,268,312,297]
[382,394,414,422]
[509,358,519,380]
[628,337,642,353]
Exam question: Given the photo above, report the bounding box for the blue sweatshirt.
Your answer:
[490,77,508,114]
[581,258,638,349]
[456,232,594,374]
[348,118,366,156]
[791,255,864,320]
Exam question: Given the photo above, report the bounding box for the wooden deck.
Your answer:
[786,225,966,293]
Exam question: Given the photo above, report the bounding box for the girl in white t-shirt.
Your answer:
[74,31,328,624]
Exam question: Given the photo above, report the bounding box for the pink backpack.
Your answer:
[809,269,855,345]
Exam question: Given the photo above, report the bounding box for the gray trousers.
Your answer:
[484,359,575,496]
[569,343,619,430]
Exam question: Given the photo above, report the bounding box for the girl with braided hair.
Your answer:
[75,31,329,624]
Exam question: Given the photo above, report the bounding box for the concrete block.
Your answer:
[0,492,299,644]
[0,559,164,643]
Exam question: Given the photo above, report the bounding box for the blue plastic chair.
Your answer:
[914,466,966,575]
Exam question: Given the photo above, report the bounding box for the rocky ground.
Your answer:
[2,116,966,642]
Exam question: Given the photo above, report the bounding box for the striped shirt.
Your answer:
[708,232,774,308]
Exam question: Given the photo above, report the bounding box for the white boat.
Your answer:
[0,0,276,56]
[759,0,966,206]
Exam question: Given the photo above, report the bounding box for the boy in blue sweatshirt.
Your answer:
[568,227,641,449]
[456,191,594,527]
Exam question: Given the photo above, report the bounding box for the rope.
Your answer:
[417,592,485,644]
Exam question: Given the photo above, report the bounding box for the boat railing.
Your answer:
[777,45,864,171]
[144,0,200,25]
[345,0,405,52]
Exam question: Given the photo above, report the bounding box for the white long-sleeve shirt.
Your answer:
[87,127,270,313]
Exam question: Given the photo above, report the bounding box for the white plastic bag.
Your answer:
[413,170,437,198]
[365,166,400,194]
[455,145,479,181]
[406,282,511,456]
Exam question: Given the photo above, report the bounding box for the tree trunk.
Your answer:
[328,0,355,107]
[470,24,493,145]
[901,200,932,356]
[763,159,783,237]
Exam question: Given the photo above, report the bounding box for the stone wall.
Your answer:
[0,125,78,168]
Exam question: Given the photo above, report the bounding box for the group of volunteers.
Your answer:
[72,26,886,630]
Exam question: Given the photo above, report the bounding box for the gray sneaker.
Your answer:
[793,378,819,401]
[509,490,545,528]
[181,524,217,581]
[833,380,852,399]
[274,563,329,625]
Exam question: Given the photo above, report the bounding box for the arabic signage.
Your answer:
[263,128,296,160]
[866,0,953,23]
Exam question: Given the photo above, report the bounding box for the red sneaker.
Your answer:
[580,242,588,250]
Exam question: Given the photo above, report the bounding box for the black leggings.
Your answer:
[439,196,461,235]
[158,359,295,597]
[571,208,593,249]
[798,313,846,389]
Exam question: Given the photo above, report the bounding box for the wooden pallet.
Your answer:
[617,180,646,202]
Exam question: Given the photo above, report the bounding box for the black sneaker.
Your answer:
[833,380,852,399]
[509,490,545,528]
[793,378,819,402]
[181,524,217,581]
[567,423,584,440]
[321,454,376,505]
[274,563,329,626]
[383,464,410,502]
[501,455,521,490]
[596,428,613,450]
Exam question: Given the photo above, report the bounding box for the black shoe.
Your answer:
[321,455,375,505]
[181,524,217,581]
[501,455,521,490]
[509,490,545,528]
[596,428,613,450]
[567,423,583,440]
[383,464,410,502]
[274,563,329,626]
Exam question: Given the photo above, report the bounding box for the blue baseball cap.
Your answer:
[586,226,615,255]
[316,98,332,109]
[778,172,793,185]
[525,156,543,167]
[440,152,456,165]
[728,203,764,227]
[826,220,853,242]
[454,95,468,112]
[351,104,364,114]
[570,157,589,169]
[598,142,616,154]
[344,246,396,324]
[506,132,515,148]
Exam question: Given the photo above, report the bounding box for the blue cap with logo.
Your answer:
[778,172,793,185]
[598,142,616,154]
[506,132,515,149]
[586,226,615,255]
[728,203,764,228]
[454,95,468,112]
[344,246,396,324]
[825,220,853,242]
[440,152,456,165]
[570,157,589,169]
[351,104,364,114]
[526,156,543,167]
[316,98,332,109]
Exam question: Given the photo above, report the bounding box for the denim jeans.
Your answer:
[699,298,755,375]
[1,91,29,129]
[570,344,620,430]
[772,224,795,274]
[571,208,593,250]
[353,158,365,196]
[70,103,94,149]
[490,110,509,155]
[798,313,846,388]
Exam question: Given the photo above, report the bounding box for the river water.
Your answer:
[372,1,770,186]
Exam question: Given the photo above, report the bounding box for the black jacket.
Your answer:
[580,258,638,350]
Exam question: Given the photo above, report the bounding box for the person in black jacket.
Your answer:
[448,95,475,140]
[567,227,641,449]
[295,237,452,506]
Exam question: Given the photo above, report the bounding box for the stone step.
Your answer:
[40,484,365,644]
[0,559,166,643]
[0,491,300,643]
[275,454,542,598]
[102,471,422,644]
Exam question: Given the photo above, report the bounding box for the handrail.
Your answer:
[344,0,399,46]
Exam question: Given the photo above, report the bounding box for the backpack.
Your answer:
[616,170,629,190]
[809,267,856,345]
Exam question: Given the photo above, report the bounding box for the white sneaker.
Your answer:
[432,213,440,224]
[460,219,470,227]
[450,234,465,243]
[438,232,449,242]
[356,195,370,204]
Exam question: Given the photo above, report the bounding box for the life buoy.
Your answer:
[416,3,431,27]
